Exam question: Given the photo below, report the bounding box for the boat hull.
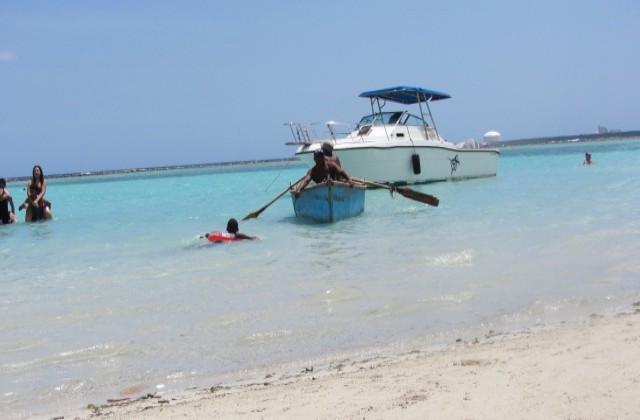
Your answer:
[296,143,499,184]
[290,180,365,223]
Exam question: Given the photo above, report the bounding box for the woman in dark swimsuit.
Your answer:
[19,165,53,222]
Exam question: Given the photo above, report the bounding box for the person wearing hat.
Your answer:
[321,141,341,168]
[294,149,354,198]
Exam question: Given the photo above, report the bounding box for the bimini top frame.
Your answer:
[358,86,451,142]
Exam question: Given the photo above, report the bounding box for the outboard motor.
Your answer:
[412,153,421,175]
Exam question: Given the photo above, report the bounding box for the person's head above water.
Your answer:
[313,149,325,163]
[226,218,239,233]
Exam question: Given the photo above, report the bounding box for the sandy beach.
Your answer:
[76,305,640,420]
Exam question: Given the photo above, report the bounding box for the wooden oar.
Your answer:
[353,178,439,207]
[242,175,306,221]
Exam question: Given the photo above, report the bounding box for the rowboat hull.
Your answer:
[290,180,365,223]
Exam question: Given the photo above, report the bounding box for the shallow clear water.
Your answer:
[1,140,639,418]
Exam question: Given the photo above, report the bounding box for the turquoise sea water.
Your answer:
[2,140,640,419]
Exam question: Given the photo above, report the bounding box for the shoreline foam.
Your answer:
[69,304,640,420]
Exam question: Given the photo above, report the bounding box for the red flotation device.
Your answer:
[207,231,239,243]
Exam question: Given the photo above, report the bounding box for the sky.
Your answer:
[1,1,639,178]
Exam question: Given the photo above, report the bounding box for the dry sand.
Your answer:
[80,306,640,420]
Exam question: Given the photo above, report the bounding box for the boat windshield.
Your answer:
[357,112,428,127]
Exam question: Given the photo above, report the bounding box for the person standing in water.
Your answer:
[583,152,592,165]
[19,165,53,222]
[0,178,18,225]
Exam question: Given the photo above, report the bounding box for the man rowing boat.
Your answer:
[294,149,354,198]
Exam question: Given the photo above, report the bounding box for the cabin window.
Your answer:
[404,114,428,127]
[358,112,428,127]
[388,112,402,124]
[357,112,400,126]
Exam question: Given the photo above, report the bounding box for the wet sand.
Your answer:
[77,304,640,420]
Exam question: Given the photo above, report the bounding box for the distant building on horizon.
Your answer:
[597,125,620,134]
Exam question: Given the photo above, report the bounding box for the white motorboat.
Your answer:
[285,86,499,185]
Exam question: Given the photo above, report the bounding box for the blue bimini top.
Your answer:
[359,86,451,104]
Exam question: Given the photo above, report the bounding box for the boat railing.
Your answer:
[284,122,315,145]
[312,121,354,140]
[285,114,442,145]
[285,121,356,145]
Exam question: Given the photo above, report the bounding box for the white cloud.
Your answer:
[0,51,16,62]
